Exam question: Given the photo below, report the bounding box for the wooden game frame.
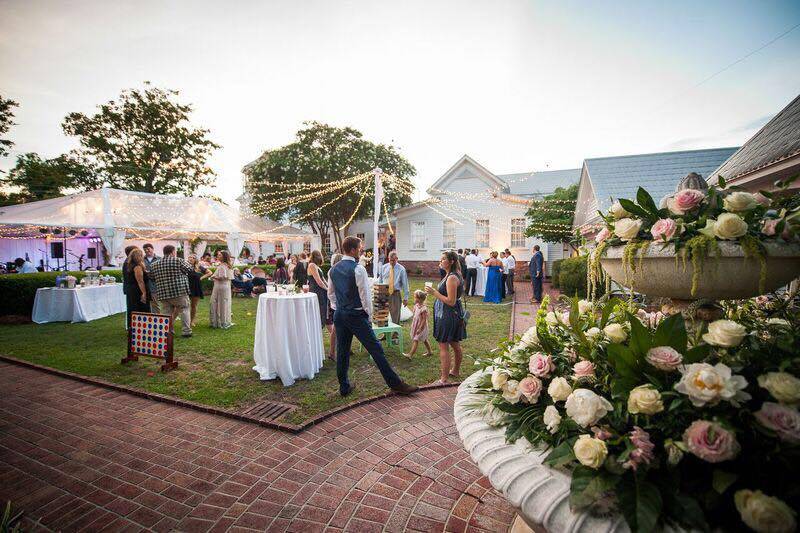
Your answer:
[122,311,177,372]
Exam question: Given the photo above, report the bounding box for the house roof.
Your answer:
[426,155,508,195]
[585,147,739,213]
[499,168,581,197]
[707,93,800,184]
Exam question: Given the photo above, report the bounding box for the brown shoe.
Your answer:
[390,381,419,395]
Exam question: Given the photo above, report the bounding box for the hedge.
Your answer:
[550,259,563,288]
[555,255,607,299]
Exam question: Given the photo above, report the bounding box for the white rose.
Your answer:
[723,191,758,213]
[548,377,573,402]
[573,434,608,469]
[502,380,523,404]
[520,326,539,348]
[491,369,509,390]
[543,405,561,434]
[627,384,664,415]
[565,388,613,427]
[613,218,643,241]
[758,372,800,405]
[735,490,797,533]
[703,319,747,347]
[767,318,791,328]
[603,323,627,343]
[577,300,592,314]
[610,201,630,220]
[545,311,559,327]
[713,213,749,240]
[675,362,751,407]
[585,327,602,340]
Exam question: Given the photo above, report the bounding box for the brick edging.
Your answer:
[509,297,516,339]
[0,354,459,434]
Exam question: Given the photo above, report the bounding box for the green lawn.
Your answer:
[0,280,510,424]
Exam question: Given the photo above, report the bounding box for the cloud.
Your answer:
[666,114,772,150]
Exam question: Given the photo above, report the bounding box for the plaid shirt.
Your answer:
[149,255,193,301]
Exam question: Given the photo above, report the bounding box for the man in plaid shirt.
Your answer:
[150,244,194,337]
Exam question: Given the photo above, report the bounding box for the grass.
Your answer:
[0,280,511,424]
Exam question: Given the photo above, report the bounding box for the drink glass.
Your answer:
[424,282,433,289]
[302,284,310,293]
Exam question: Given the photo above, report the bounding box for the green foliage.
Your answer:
[0,94,18,160]
[245,122,415,250]
[550,259,562,288]
[1,501,23,533]
[1,152,92,202]
[61,83,219,195]
[524,183,578,244]
[557,255,605,298]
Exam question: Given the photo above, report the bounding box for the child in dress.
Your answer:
[404,290,433,358]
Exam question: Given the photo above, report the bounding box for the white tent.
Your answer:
[0,188,316,267]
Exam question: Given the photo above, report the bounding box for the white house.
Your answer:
[392,155,580,275]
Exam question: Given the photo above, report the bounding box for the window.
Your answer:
[322,233,331,254]
[274,242,284,254]
[356,232,365,243]
[511,218,526,248]
[442,219,456,249]
[303,241,311,253]
[410,221,426,250]
[475,219,489,248]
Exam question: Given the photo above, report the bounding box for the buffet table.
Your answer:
[252,292,325,387]
[32,285,127,324]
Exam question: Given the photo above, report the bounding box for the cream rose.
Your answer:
[491,369,509,390]
[758,372,800,405]
[713,213,749,240]
[545,311,559,327]
[614,218,643,241]
[565,389,613,427]
[645,346,682,371]
[627,384,664,415]
[548,377,573,402]
[577,299,592,314]
[702,319,747,347]
[519,325,539,348]
[501,380,523,404]
[723,191,758,213]
[573,435,608,469]
[735,490,797,533]
[610,201,630,220]
[585,327,602,340]
[674,362,751,407]
[543,405,561,434]
[518,376,543,403]
[603,323,627,343]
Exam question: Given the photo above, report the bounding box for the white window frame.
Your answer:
[442,219,456,250]
[322,234,331,254]
[274,242,284,254]
[475,219,489,248]
[303,241,311,253]
[410,221,426,250]
[356,232,365,243]
[511,218,526,248]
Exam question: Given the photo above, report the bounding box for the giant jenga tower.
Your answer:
[372,283,390,327]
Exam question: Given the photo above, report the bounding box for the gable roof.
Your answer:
[707,93,800,184]
[499,168,581,197]
[584,147,739,213]
[426,154,508,194]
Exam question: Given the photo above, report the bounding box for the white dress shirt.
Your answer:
[506,255,516,271]
[500,257,509,271]
[465,253,480,269]
[327,255,373,321]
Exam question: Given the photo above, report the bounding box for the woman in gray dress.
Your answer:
[425,250,466,385]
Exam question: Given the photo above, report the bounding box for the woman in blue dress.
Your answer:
[426,251,467,385]
[482,251,503,303]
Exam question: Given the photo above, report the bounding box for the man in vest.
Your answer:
[327,236,418,397]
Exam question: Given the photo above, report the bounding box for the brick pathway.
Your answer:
[0,362,515,532]
[510,281,559,337]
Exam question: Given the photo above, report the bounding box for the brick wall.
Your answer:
[403,260,535,280]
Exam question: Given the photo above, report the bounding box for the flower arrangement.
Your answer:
[472,295,799,532]
[589,177,800,297]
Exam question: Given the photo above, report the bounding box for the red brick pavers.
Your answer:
[0,362,515,532]
[510,281,559,337]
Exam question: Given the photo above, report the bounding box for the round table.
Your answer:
[252,292,325,387]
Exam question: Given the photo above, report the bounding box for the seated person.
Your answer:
[257,255,266,265]
[14,257,38,274]
[231,267,256,297]
[199,252,213,268]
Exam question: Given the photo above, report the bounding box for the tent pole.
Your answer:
[373,167,382,279]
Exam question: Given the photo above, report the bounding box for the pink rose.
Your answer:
[683,420,740,463]
[754,402,800,444]
[573,360,596,379]
[754,192,771,206]
[650,218,680,242]
[636,309,665,329]
[595,227,611,244]
[762,218,779,237]
[646,346,683,371]
[528,353,554,378]
[623,426,655,471]
[591,426,613,440]
[518,376,543,403]
[668,188,705,215]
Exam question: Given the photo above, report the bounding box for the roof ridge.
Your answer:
[585,146,740,163]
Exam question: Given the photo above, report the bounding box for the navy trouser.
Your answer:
[334,309,401,394]
[532,276,543,302]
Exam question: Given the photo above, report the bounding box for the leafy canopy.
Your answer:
[524,183,578,243]
[0,94,18,160]
[1,153,93,203]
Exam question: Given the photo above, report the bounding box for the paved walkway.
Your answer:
[510,281,559,337]
[0,362,515,532]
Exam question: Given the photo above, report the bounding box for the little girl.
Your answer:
[404,290,433,358]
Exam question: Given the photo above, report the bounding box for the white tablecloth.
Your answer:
[252,292,325,387]
[473,266,488,296]
[32,285,126,324]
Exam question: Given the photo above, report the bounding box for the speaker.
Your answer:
[51,242,64,259]
[87,247,97,259]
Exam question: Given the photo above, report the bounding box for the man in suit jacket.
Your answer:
[457,249,468,284]
[328,236,418,397]
[529,245,544,303]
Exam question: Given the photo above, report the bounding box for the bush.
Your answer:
[557,256,588,298]
[0,270,123,316]
[550,259,563,288]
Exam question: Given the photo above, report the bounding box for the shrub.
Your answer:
[557,256,589,298]
[0,270,123,316]
[550,259,562,288]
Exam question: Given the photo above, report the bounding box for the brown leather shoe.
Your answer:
[390,381,419,395]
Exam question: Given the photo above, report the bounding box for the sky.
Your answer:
[1,0,799,205]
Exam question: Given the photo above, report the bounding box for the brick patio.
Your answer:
[510,281,559,337]
[0,362,516,532]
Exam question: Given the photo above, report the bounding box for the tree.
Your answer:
[524,183,578,246]
[61,83,219,195]
[1,152,92,202]
[245,122,415,250]
[0,94,19,160]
